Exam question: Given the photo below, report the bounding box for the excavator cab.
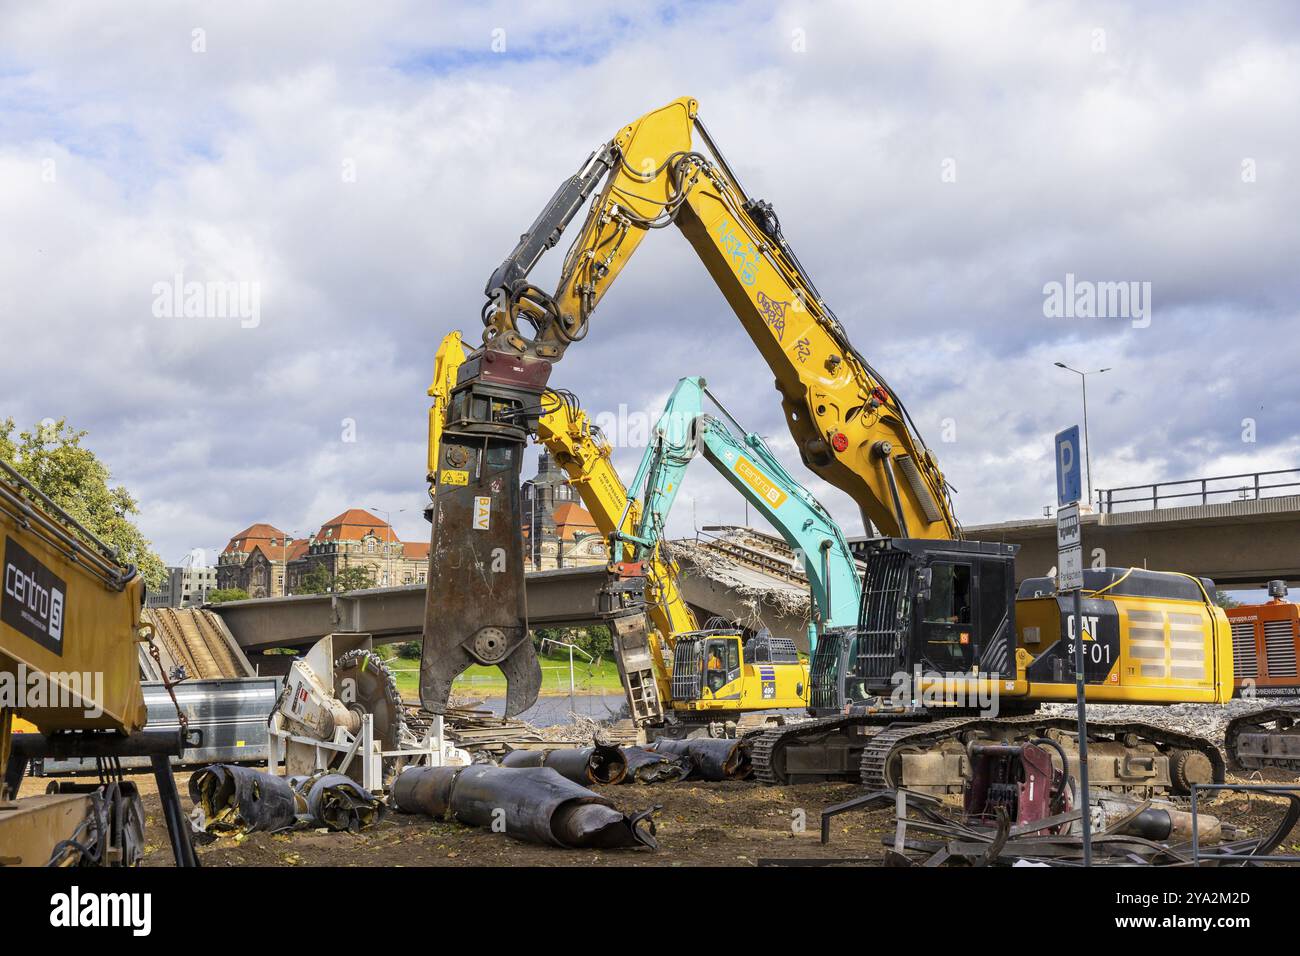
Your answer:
[810,538,1019,714]
[670,630,744,701]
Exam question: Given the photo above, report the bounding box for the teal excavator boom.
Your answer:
[619,376,861,651]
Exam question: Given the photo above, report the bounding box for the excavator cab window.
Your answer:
[919,561,974,672]
[703,635,741,693]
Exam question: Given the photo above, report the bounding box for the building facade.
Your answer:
[146,564,220,608]
[286,509,429,591]
[521,452,607,571]
[216,523,303,598]
[216,459,606,600]
[217,512,429,598]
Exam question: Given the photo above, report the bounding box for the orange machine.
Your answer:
[1224,580,1300,771]
[1226,581,1300,697]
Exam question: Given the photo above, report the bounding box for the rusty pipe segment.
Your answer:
[649,737,753,781]
[391,764,658,849]
[189,764,305,835]
[620,746,690,784]
[289,773,386,833]
[501,744,628,785]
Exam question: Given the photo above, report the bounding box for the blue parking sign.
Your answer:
[1055,426,1082,506]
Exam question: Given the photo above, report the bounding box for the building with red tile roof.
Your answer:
[217,510,430,598]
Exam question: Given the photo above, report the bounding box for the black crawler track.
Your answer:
[859,713,1226,792]
[1225,704,1300,772]
[751,716,860,785]
[751,710,1226,793]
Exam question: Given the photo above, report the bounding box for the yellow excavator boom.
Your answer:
[481,96,959,541]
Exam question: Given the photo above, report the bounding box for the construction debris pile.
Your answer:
[669,531,813,629]
[1037,699,1284,746]
[823,786,1300,867]
[408,701,641,758]
[189,765,385,836]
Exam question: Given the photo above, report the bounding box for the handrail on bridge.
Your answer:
[1097,467,1300,513]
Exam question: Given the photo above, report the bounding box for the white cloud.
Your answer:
[1,0,1297,562]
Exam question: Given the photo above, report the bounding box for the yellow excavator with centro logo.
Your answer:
[0,460,198,866]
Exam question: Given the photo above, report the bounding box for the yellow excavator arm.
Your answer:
[422,97,962,717]
[481,96,959,540]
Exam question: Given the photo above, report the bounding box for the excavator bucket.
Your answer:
[420,351,549,718]
[421,430,540,717]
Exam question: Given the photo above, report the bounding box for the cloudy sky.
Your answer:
[2,0,1297,565]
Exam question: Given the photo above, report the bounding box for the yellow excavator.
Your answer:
[0,461,197,866]
[428,331,807,735]
[420,96,1234,797]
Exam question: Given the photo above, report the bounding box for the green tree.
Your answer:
[334,565,376,592]
[296,564,333,594]
[208,587,250,604]
[0,418,166,589]
[1215,589,1241,609]
[532,625,612,661]
[295,562,376,595]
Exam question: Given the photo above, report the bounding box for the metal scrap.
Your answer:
[390,764,659,849]
[189,764,302,835]
[620,746,691,784]
[189,765,385,836]
[648,736,754,781]
[819,785,1300,867]
[290,772,386,833]
[501,742,628,785]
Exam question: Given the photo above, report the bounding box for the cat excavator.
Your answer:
[420,96,1234,797]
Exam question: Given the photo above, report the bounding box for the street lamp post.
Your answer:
[370,507,410,587]
[1054,362,1111,508]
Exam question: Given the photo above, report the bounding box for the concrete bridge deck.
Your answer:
[963,494,1300,589]
[211,530,815,660]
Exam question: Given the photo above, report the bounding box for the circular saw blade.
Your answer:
[334,649,406,756]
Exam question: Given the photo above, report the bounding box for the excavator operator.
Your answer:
[706,644,725,693]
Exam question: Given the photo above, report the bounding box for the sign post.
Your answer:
[1055,426,1092,866]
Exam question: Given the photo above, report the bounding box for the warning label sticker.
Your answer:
[473,497,491,530]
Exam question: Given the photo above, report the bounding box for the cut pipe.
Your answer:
[391,765,657,849]
[620,746,690,784]
[649,737,753,780]
[501,744,628,785]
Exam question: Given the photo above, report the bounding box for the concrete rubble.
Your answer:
[1036,699,1283,749]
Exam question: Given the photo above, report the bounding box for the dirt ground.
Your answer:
[22,768,1297,867]
[52,771,889,867]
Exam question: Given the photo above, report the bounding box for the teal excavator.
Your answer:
[619,376,861,651]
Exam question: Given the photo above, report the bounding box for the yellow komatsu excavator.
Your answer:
[428,332,807,734]
[420,96,1234,798]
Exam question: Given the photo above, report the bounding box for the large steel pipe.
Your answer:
[391,765,657,849]
[649,737,753,780]
[501,744,627,785]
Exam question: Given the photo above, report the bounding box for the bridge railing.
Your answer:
[1097,468,1300,513]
